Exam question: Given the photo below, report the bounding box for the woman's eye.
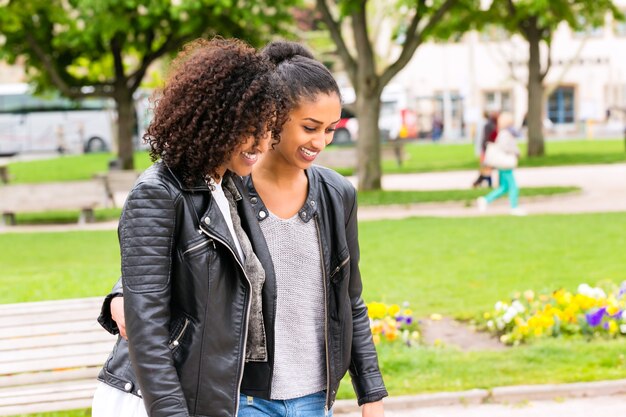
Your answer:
[303,126,316,132]
[326,128,336,133]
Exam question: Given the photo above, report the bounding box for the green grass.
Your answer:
[9,412,90,417]
[3,212,626,414]
[5,139,625,184]
[330,138,626,175]
[337,338,626,399]
[358,213,626,317]
[13,208,122,225]
[5,151,152,184]
[357,186,579,206]
[0,230,119,303]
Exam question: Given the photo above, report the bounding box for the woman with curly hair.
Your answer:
[104,40,388,417]
[91,37,286,417]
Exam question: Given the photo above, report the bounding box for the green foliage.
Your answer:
[485,0,622,41]
[0,0,297,90]
[0,0,298,168]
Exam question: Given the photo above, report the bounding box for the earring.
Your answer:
[207,177,216,191]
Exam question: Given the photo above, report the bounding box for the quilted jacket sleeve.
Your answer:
[120,181,189,417]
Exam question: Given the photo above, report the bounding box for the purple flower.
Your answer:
[405,317,413,325]
[619,282,626,299]
[586,307,607,327]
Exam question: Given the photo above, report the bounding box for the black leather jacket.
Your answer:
[98,164,387,417]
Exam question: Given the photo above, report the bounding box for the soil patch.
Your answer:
[419,316,505,351]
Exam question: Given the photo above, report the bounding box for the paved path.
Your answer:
[1,164,625,234]
[337,394,626,417]
[356,163,626,219]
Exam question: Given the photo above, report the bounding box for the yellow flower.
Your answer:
[388,304,401,317]
[372,334,381,345]
[367,302,387,319]
[483,312,492,320]
[609,320,619,335]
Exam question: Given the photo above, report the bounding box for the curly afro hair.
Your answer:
[145,37,287,186]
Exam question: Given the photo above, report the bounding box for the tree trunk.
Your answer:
[356,91,382,191]
[526,25,545,157]
[115,91,136,170]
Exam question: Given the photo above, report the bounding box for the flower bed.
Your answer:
[367,302,420,346]
[478,281,626,345]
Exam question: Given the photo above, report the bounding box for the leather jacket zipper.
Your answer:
[329,256,350,281]
[198,226,251,417]
[314,217,331,416]
[168,317,190,350]
[182,239,213,256]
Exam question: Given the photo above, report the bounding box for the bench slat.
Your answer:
[0,330,115,351]
[0,319,103,338]
[1,352,110,375]
[0,367,101,389]
[0,308,103,328]
[0,398,94,416]
[0,379,96,400]
[0,297,101,314]
[0,340,114,364]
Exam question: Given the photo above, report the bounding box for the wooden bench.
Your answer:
[0,297,116,416]
[0,166,9,185]
[94,170,140,209]
[0,180,108,226]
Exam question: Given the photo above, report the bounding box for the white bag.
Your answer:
[483,142,517,169]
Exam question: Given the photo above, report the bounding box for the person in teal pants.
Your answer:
[477,112,527,216]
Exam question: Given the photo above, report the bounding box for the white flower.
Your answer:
[578,283,606,299]
[578,283,593,296]
[495,301,504,311]
[512,300,526,313]
[496,318,505,330]
[503,307,518,324]
[620,324,626,334]
[487,320,494,330]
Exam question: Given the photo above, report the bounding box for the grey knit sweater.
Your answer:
[260,211,326,399]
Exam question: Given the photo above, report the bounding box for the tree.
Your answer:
[485,0,621,157]
[316,0,478,190]
[0,0,295,169]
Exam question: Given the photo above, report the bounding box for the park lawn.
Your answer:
[328,138,626,175]
[5,151,152,184]
[13,208,122,225]
[2,212,626,414]
[6,139,626,184]
[2,212,625,311]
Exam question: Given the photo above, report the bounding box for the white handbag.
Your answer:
[483,142,517,169]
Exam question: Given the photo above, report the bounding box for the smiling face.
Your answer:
[273,92,342,169]
[221,130,271,177]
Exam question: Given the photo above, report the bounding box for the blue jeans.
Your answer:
[485,169,519,208]
[238,391,331,417]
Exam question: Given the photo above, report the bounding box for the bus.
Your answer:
[0,83,116,155]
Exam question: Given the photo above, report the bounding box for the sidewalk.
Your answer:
[333,379,626,416]
[355,163,626,219]
[2,163,623,234]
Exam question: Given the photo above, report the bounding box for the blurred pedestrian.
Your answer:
[472,111,498,188]
[477,112,526,216]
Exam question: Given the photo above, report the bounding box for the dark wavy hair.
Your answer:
[145,38,287,186]
[261,40,341,113]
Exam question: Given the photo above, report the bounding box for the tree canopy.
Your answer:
[0,0,296,168]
